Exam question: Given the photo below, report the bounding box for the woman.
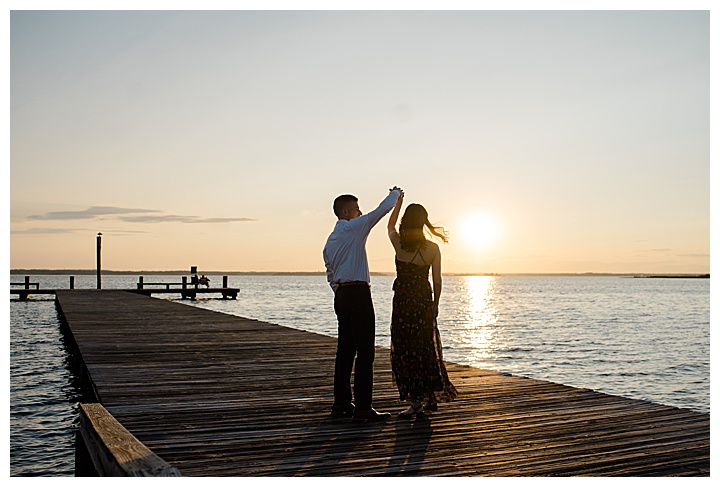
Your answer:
[387,194,457,418]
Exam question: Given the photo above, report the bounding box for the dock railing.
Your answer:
[136,276,230,289]
[76,403,181,477]
[137,276,199,289]
[134,275,237,299]
[10,276,40,290]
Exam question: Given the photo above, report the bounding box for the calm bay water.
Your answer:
[9,274,710,476]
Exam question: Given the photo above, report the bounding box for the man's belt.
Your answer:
[337,281,369,288]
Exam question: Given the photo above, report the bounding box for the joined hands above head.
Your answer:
[387,187,405,232]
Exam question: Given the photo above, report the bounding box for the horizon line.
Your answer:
[8,268,710,277]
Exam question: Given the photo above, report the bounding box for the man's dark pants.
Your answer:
[333,283,375,412]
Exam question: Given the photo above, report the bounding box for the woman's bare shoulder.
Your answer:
[426,241,441,260]
[388,229,401,244]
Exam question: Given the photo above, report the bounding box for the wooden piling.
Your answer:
[96,233,102,289]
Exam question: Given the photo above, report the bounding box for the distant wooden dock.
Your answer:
[56,290,709,476]
[10,275,239,300]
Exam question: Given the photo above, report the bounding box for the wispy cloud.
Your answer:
[12,227,150,236]
[105,229,150,236]
[28,206,160,220]
[119,215,256,223]
[26,206,256,224]
[12,228,81,235]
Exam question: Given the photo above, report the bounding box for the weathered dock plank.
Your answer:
[55,290,709,476]
[78,403,182,477]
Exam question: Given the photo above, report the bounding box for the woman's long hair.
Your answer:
[399,203,449,252]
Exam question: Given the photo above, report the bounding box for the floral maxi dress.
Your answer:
[390,257,458,405]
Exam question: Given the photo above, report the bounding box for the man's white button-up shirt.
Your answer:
[323,190,401,292]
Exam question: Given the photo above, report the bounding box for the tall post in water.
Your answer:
[96,233,102,289]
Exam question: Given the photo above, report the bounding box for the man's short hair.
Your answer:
[333,194,358,218]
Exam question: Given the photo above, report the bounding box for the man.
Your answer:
[323,186,403,423]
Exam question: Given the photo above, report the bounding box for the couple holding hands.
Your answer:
[323,186,457,423]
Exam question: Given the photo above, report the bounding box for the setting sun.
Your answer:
[460,214,500,249]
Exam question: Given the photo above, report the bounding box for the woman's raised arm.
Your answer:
[387,191,404,238]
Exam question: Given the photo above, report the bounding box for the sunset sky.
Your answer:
[8,4,712,274]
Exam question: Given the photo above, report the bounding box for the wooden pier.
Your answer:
[56,290,710,476]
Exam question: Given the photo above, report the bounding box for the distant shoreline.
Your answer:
[9,269,710,278]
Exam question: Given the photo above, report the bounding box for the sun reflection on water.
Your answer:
[456,276,500,368]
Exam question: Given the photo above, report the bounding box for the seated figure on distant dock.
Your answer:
[199,275,210,288]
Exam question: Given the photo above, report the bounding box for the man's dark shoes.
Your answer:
[330,403,355,418]
[352,408,391,423]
